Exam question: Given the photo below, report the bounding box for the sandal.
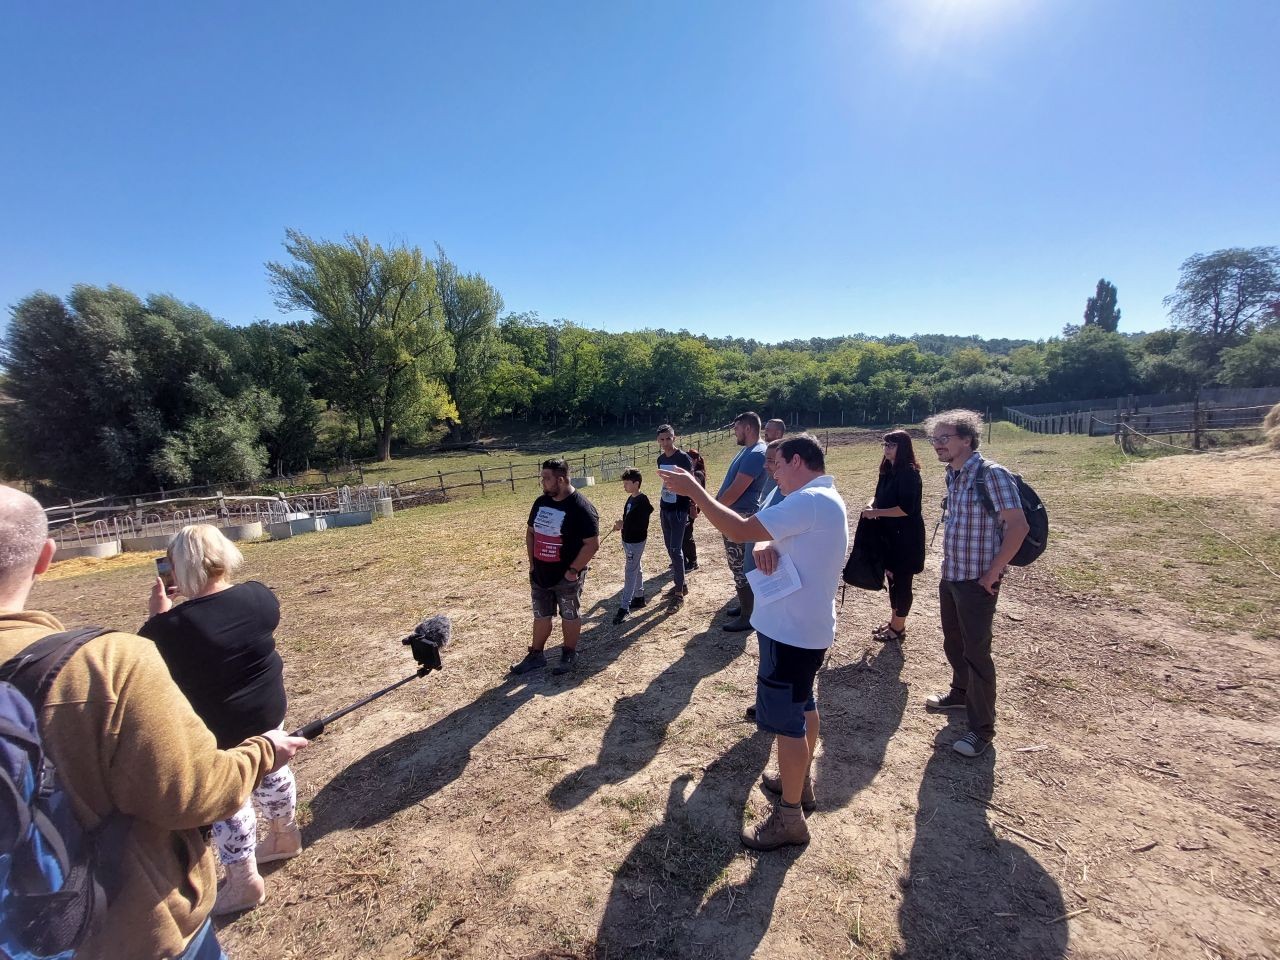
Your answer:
[870,622,893,639]
[875,625,906,643]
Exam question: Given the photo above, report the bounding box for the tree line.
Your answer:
[2,234,1276,498]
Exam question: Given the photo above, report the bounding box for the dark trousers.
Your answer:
[938,579,999,740]
[683,515,697,565]
[887,570,915,617]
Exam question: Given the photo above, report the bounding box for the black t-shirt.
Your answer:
[873,468,923,515]
[656,449,695,511]
[528,490,600,587]
[621,492,654,543]
[139,581,287,749]
[872,468,927,575]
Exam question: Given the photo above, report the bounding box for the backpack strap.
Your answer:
[0,627,109,707]
[972,464,999,519]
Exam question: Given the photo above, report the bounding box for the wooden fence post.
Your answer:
[508,463,515,493]
[479,468,486,495]
[437,471,445,493]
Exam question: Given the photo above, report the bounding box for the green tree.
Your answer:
[1164,247,1280,344]
[238,321,319,473]
[434,246,505,440]
[1083,278,1121,332]
[267,230,451,461]
[1218,329,1280,387]
[1042,326,1137,399]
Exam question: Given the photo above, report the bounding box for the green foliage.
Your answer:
[1083,278,1121,332]
[267,229,450,461]
[1219,329,1280,387]
[1164,246,1280,344]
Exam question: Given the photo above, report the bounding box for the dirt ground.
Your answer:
[33,428,1280,959]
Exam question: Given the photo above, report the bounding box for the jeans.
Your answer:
[621,540,645,605]
[682,516,697,566]
[660,509,688,588]
[178,920,227,960]
[938,578,1000,740]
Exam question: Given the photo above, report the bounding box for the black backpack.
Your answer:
[1,627,128,960]
[973,465,1049,566]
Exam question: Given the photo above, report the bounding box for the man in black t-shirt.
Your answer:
[512,457,601,675]
[655,424,695,602]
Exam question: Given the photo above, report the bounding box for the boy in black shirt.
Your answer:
[655,424,695,601]
[611,467,653,624]
[512,458,601,675]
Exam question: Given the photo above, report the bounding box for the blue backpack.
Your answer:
[0,627,127,960]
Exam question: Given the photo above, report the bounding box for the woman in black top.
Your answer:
[139,524,298,916]
[860,430,926,643]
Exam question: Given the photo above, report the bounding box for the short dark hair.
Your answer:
[656,424,675,437]
[778,433,825,472]
[542,458,569,478]
[621,467,642,484]
[734,411,762,433]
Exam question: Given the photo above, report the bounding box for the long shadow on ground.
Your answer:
[896,718,1068,959]
[304,595,670,844]
[591,638,908,959]
[548,604,746,810]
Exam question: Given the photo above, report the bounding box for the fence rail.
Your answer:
[42,428,735,539]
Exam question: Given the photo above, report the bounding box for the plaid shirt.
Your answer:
[941,452,1022,582]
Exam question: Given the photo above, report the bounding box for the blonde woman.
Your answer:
[139,524,300,915]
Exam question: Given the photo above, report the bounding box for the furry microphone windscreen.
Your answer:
[414,614,452,649]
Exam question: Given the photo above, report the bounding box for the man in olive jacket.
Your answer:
[0,485,307,960]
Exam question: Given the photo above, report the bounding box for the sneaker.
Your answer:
[684,561,699,571]
[612,608,629,625]
[953,732,991,758]
[925,690,967,712]
[509,648,547,675]
[667,584,688,601]
[629,595,647,609]
[760,771,816,812]
[745,705,757,721]
[552,648,579,675]
[741,802,810,851]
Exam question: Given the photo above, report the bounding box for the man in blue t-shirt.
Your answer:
[716,411,767,630]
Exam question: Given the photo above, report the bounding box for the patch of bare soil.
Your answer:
[29,440,1280,960]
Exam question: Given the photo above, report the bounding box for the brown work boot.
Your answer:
[256,816,303,864]
[213,858,266,915]
[760,770,816,812]
[741,802,810,851]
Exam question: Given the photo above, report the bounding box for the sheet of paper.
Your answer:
[746,552,802,606]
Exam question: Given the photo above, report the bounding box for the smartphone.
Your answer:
[155,557,175,590]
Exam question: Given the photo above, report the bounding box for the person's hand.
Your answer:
[656,466,697,497]
[148,577,175,617]
[860,508,878,520]
[612,519,623,532]
[752,543,779,576]
[564,568,580,583]
[263,729,309,773]
[978,568,1003,595]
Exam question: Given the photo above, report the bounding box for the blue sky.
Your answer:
[1,1,1276,342]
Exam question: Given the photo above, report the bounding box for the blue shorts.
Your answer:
[754,632,825,739]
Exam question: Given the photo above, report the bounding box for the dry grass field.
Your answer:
[34,425,1280,960]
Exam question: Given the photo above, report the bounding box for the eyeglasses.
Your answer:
[927,435,955,446]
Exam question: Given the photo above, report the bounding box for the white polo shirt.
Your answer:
[749,475,849,650]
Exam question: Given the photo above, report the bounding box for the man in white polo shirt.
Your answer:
[659,433,848,850]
